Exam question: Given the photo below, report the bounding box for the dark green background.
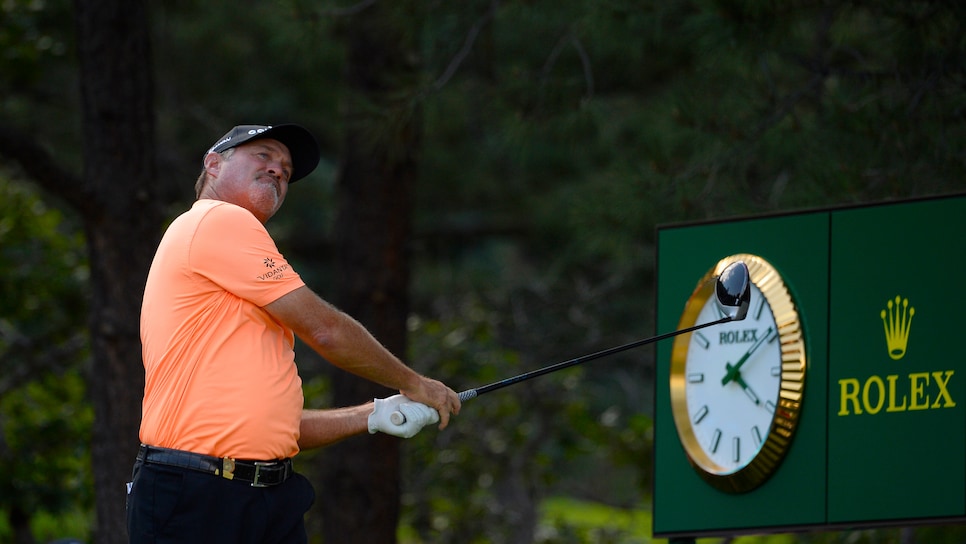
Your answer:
[653,195,966,537]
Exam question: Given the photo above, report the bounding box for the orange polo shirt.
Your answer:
[139,199,305,460]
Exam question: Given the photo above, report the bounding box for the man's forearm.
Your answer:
[265,286,422,391]
[316,310,424,390]
[297,405,372,450]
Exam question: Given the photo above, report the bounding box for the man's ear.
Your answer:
[203,152,222,177]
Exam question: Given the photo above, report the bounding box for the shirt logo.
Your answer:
[257,257,288,280]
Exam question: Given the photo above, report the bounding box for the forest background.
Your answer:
[1,0,964,543]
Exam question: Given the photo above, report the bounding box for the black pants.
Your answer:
[126,459,315,543]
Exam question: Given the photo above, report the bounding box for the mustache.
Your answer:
[256,173,282,197]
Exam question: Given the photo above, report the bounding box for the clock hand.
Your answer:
[721,326,775,386]
[730,370,761,405]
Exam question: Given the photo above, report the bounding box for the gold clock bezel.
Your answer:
[669,253,806,494]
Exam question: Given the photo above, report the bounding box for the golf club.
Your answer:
[389,260,751,425]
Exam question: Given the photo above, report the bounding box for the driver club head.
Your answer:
[715,261,751,321]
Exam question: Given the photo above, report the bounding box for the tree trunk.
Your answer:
[9,504,34,544]
[73,0,160,542]
[319,4,422,543]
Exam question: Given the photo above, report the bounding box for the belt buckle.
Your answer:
[251,461,275,488]
[221,457,236,480]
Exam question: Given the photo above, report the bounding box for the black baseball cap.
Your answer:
[205,124,321,183]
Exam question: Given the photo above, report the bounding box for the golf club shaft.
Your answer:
[389,314,735,425]
[457,315,733,402]
[389,258,752,425]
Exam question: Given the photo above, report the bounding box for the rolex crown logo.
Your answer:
[880,295,914,360]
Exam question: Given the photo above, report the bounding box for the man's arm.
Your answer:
[297,406,370,449]
[264,285,460,427]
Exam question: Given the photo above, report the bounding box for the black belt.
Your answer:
[137,444,293,487]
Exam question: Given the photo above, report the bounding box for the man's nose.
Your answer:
[266,163,287,183]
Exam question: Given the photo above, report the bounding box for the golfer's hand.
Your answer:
[401,377,461,429]
[368,395,440,438]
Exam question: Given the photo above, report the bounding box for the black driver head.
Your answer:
[715,261,751,321]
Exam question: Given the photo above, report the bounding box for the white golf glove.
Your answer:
[368,394,440,438]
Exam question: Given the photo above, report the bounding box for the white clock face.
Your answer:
[683,281,781,475]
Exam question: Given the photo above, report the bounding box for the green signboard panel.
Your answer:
[653,195,966,537]
[827,198,966,522]
[653,212,830,535]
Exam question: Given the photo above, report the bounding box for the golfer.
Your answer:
[127,124,460,543]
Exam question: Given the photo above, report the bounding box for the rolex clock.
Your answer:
[670,254,806,493]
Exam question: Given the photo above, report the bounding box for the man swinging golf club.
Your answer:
[128,124,460,543]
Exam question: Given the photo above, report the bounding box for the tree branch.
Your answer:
[541,31,595,103]
[431,0,500,92]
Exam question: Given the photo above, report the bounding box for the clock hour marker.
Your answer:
[765,400,776,414]
[752,425,763,447]
[771,366,781,377]
[733,437,741,463]
[710,429,722,453]
[693,405,709,424]
[687,373,704,383]
[694,332,711,350]
[754,296,766,320]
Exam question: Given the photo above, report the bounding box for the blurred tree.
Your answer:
[313,1,424,541]
[0,0,162,541]
[73,1,161,540]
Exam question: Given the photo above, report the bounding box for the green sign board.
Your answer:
[827,198,965,522]
[653,195,966,537]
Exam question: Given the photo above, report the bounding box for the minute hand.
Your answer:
[721,326,774,386]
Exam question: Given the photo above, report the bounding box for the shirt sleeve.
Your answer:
[189,202,305,307]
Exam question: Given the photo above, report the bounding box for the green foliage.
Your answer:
[0,0,80,169]
[538,497,651,543]
[402,292,657,543]
[0,370,93,542]
[0,0,73,86]
[0,174,91,540]
[656,0,966,210]
[0,175,88,386]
